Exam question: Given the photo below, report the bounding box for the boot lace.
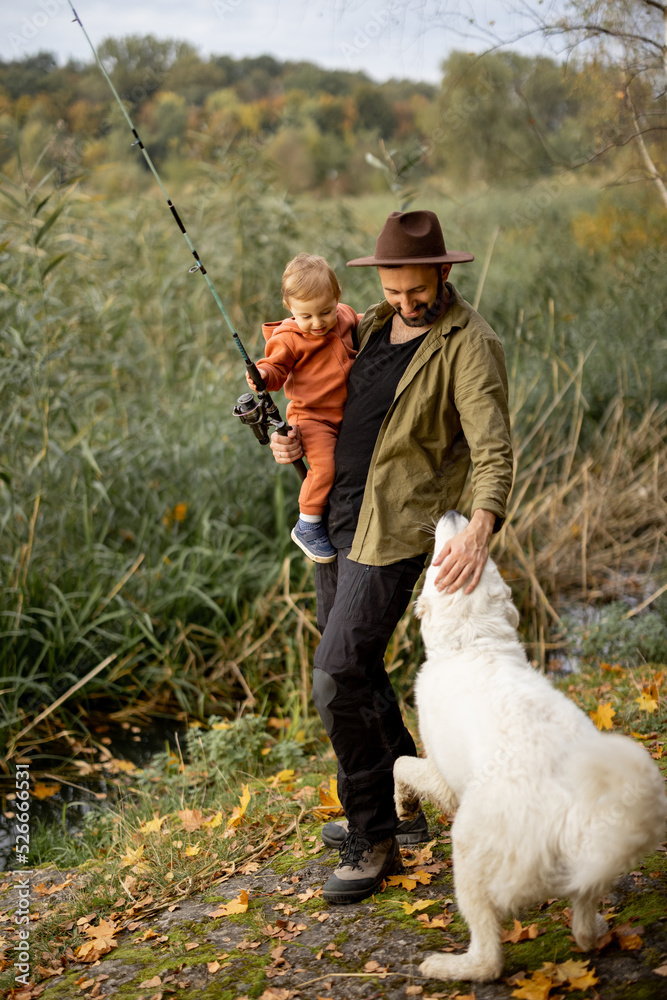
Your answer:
[338,833,373,870]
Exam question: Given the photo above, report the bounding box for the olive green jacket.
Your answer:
[348,283,513,565]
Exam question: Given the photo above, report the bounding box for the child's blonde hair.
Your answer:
[282,253,341,307]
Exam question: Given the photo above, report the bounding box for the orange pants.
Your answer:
[290,412,341,516]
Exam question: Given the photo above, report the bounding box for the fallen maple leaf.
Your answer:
[386,869,433,890]
[227,784,251,828]
[33,880,72,895]
[313,778,343,820]
[119,845,144,868]
[615,921,644,950]
[402,840,436,867]
[75,918,119,963]
[185,844,201,857]
[400,899,437,915]
[110,757,138,773]
[269,768,296,787]
[178,808,204,832]
[139,814,167,834]
[207,889,249,918]
[31,782,60,800]
[552,957,598,986]
[589,702,615,730]
[204,810,223,828]
[635,692,658,713]
[511,970,553,1000]
[500,918,539,943]
[415,911,454,928]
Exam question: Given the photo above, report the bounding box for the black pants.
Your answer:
[312,548,426,841]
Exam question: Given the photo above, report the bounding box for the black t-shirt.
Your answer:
[327,319,428,548]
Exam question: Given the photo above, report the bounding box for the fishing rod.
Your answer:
[67,1,307,482]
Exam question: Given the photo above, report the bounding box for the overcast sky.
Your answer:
[2,0,562,83]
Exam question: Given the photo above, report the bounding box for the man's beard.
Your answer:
[398,274,449,327]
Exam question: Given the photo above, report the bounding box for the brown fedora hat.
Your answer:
[347,210,474,267]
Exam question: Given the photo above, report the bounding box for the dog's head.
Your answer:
[415,511,520,649]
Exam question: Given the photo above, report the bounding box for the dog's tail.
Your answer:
[561,733,667,896]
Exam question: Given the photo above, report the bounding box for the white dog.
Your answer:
[394,511,666,983]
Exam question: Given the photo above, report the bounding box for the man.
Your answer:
[270,210,513,904]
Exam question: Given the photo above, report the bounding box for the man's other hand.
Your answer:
[270,426,304,464]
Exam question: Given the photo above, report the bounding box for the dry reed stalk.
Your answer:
[502,395,667,607]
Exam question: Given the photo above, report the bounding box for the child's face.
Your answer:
[287,292,339,336]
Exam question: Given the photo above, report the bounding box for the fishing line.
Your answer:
[67,1,307,481]
[66,1,245,352]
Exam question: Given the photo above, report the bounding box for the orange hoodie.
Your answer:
[258,303,359,415]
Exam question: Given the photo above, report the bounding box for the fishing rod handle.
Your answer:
[274,421,308,483]
[246,360,268,392]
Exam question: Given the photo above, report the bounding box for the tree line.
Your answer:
[0,37,664,196]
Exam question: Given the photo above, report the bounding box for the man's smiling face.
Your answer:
[377,263,452,327]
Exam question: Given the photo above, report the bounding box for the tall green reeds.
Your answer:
[1,156,665,758]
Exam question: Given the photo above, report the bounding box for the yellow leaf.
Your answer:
[207,889,249,918]
[31,782,60,800]
[185,844,201,857]
[139,814,167,834]
[511,971,553,1000]
[211,721,230,730]
[635,692,658,713]
[618,931,643,950]
[553,958,595,983]
[173,502,187,522]
[386,874,418,890]
[270,768,296,786]
[227,784,251,828]
[313,777,344,819]
[400,899,436,915]
[569,967,599,989]
[119,845,144,868]
[112,758,138,773]
[204,810,223,829]
[589,702,615,730]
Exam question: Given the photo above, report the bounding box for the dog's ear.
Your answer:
[501,581,520,629]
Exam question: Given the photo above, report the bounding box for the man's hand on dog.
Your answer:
[432,509,495,595]
[270,426,303,463]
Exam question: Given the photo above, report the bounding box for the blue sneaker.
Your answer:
[291,520,337,563]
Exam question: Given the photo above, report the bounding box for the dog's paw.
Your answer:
[420,952,450,980]
[394,789,420,822]
[595,913,608,939]
[420,950,502,983]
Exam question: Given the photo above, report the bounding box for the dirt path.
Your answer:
[4,832,666,1000]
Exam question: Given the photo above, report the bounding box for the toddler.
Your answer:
[247,253,359,562]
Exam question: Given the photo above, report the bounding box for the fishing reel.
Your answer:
[233,392,275,446]
[233,365,308,482]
